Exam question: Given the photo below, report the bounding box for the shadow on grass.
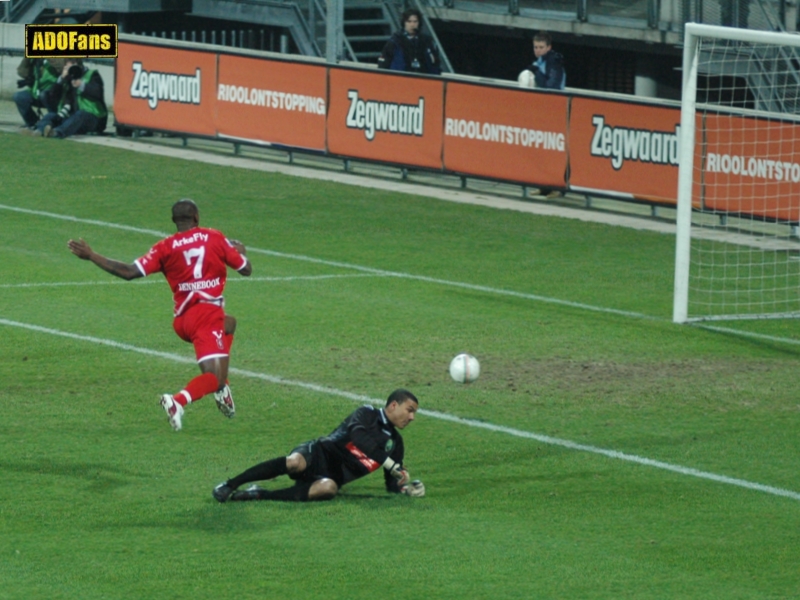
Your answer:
[173,503,266,534]
[174,491,397,534]
[175,488,400,532]
[337,490,397,502]
[0,458,142,493]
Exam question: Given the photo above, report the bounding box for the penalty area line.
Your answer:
[1,316,799,503]
[4,206,800,347]
[0,202,652,322]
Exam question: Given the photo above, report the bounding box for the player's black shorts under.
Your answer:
[290,440,344,487]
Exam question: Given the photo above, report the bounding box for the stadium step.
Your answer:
[343,5,395,64]
[346,35,391,43]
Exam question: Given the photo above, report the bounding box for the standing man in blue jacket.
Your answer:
[521,31,566,199]
[377,8,441,75]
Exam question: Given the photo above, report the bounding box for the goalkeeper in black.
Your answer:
[212,389,425,502]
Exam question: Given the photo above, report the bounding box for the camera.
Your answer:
[57,103,72,121]
[64,64,83,82]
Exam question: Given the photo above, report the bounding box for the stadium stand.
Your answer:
[2,0,796,98]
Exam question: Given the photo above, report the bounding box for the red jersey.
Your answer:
[135,227,248,316]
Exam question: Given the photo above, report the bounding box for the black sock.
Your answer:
[261,482,312,502]
[227,457,288,490]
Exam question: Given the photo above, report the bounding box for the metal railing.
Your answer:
[4,0,796,33]
[4,0,24,22]
[675,2,800,117]
[130,28,283,52]
[682,0,790,32]
[411,0,453,72]
[312,0,360,60]
[429,0,794,32]
[438,0,662,26]
[733,38,800,114]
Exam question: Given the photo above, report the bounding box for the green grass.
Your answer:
[1,132,799,599]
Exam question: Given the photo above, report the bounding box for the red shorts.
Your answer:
[172,302,231,363]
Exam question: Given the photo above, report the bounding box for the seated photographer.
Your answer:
[33,60,108,139]
[14,58,62,129]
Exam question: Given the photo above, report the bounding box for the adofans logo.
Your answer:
[26,24,117,59]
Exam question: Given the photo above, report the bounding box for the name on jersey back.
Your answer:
[172,232,210,248]
[178,277,221,292]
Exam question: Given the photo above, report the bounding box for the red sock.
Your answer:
[175,372,219,406]
[224,333,233,390]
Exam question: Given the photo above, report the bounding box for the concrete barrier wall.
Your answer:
[0,23,25,100]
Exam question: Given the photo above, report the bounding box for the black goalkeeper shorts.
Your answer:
[290,440,344,486]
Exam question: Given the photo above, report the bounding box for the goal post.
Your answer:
[673,23,800,323]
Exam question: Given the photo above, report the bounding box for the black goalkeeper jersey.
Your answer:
[315,404,406,492]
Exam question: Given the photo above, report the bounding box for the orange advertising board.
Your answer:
[216,54,327,151]
[115,41,217,137]
[569,97,681,205]
[701,114,800,222]
[443,83,568,186]
[327,68,444,169]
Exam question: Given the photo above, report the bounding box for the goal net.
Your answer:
[673,24,800,323]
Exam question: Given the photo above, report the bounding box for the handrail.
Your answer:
[343,33,359,62]
[752,0,784,32]
[747,44,800,114]
[8,0,34,23]
[742,0,800,114]
[219,0,322,56]
[412,0,453,73]
[313,0,359,61]
[383,0,401,31]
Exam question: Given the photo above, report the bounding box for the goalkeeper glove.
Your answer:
[401,480,425,497]
[382,458,409,486]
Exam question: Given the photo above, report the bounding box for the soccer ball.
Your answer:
[449,353,480,384]
[517,69,536,89]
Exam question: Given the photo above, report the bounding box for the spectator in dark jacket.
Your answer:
[377,8,441,74]
[519,32,566,198]
[526,31,566,90]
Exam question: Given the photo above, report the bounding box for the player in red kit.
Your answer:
[67,199,253,431]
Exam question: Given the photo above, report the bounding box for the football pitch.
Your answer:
[1,132,799,599]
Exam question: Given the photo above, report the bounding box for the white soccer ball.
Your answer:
[449,353,480,384]
[517,69,536,89]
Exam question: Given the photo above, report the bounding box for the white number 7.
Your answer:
[183,247,205,279]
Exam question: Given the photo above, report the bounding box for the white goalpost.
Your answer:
[673,23,800,323]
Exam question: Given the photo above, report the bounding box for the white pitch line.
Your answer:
[4,202,800,347]
[0,202,652,321]
[0,273,383,290]
[422,411,800,501]
[0,203,169,237]
[1,315,798,503]
[0,280,145,290]
[698,324,800,346]
[245,247,656,320]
